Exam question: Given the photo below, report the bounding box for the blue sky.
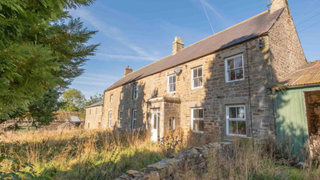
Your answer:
[69,0,320,98]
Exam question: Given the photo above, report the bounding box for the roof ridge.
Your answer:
[173,10,270,55]
[128,10,271,76]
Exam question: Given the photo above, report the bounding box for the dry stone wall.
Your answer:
[114,142,233,180]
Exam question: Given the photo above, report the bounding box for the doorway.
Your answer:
[305,91,320,136]
[151,109,160,142]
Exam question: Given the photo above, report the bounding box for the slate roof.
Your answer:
[105,8,284,92]
[280,60,320,87]
[86,100,103,108]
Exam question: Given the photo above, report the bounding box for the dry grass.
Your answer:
[0,129,164,179]
[183,137,320,180]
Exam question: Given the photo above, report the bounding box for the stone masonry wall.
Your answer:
[85,106,102,129]
[269,8,307,81]
[103,36,275,138]
[114,142,233,180]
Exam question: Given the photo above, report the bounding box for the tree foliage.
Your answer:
[0,0,99,122]
[60,89,86,112]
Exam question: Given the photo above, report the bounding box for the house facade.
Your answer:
[87,0,308,141]
[85,100,103,129]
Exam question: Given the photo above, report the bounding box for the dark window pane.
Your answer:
[173,75,176,83]
[234,57,242,68]
[229,121,237,134]
[193,120,204,131]
[193,120,198,131]
[229,107,237,118]
[237,107,245,118]
[193,79,199,87]
[198,68,202,77]
[193,109,199,118]
[199,109,204,118]
[228,59,234,70]
[238,121,246,135]
[229,70,236,81]
[199,120,204,131]
[235,69,244,79]
[132,120,135,129]
[199,77,203,87]
[193,69,198,78]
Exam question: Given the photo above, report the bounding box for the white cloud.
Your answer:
[71,9,159,61]
[96,53,158,61]
[72,73,117,87]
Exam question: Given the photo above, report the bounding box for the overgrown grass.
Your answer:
[0,129,164,179]
[185,137,320,180]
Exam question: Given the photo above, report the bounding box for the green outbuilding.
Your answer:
[273,60,320,157]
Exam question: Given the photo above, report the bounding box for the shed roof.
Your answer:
[105,8,284,92]
[86,100,103,108]
[280,60,320,87]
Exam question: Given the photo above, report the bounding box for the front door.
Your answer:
[151,109,160,142]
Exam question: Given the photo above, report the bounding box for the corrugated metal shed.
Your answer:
[274,86,320,158]
[280,60,320,87]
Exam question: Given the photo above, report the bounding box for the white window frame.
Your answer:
[225,54,245,83]
[118,111,123,128]
[226,105,247,137]
[120,92,124,100]
[110,94,113,102]
[132,109,137,130]
[191,108,204,133]
[191,66,203,89]
[108,110,112,128]
[167,74,176,93]
[133,83,138,99]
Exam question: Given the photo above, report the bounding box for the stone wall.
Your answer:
[85,105,103,129]
[114,142,233,180]
[269,7,307,80]
[103,36,276,139]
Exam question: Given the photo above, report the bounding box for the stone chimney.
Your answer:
[124,65,133,76]
[270,0,288,12]
[172,36,184,55]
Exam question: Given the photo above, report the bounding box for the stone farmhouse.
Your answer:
[85,0,317,145]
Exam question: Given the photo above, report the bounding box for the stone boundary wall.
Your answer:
[114,142,233,180]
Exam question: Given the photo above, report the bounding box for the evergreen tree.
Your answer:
[0,0,99,123]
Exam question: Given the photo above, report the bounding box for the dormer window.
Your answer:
[168,74,176,93]
[225,54,244,82]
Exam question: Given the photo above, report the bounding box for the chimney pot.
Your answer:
[124,65,133,76]
[172,36,184,55]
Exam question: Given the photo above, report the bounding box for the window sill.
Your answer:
[191,86,203,90]
[167,91,176,94]
[191,130,204,134]
[226,79,245,83]
[226,134,247,137]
